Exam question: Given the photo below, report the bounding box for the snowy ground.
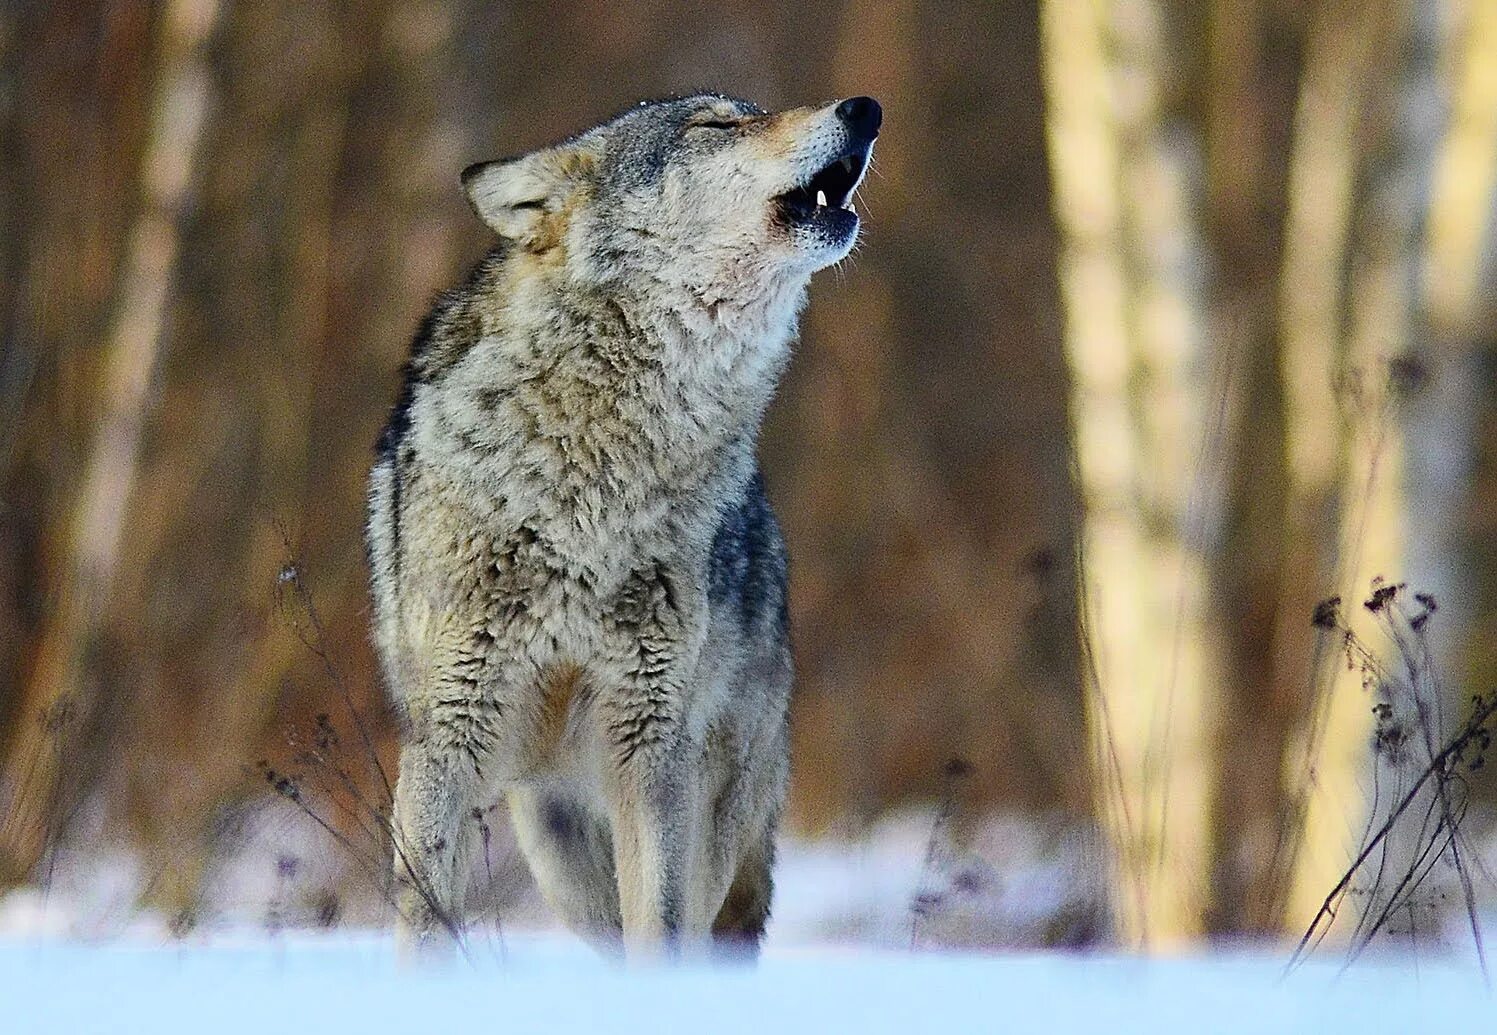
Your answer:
[2,932,1492,1034]
[0,806,1109,949]
[2,807,1494,1031]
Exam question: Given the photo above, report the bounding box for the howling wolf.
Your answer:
[367,93,881,958]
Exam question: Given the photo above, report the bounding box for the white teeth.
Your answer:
[816,189,827,208]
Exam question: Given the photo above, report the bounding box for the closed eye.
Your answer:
[690,119,739,131]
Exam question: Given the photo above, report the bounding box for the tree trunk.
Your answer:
[0,0,218,885]
[1042,0,1214,945]
[1412,0,1497,735]
[1277,0,1409,932]
[1196,0,1303,936]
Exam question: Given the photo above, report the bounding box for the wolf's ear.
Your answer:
[461,141,599,243]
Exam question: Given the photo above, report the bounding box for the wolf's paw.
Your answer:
[395,922,462,966]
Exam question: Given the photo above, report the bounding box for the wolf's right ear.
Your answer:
[461,142,599,244]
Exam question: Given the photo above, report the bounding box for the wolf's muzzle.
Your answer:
[774,94,880,246]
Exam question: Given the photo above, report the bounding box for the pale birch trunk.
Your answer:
[1279,0,1411,930]
[1412,0,1497,719]
[1042,0,1213,944]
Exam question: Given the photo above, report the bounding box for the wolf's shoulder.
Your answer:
[707,471,789,638]
[375,245,511,463]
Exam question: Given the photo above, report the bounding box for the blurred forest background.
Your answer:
[1,0,1494,950]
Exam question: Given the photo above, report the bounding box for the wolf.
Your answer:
[366,92,881,958]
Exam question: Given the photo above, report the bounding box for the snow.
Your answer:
[1,932,1490,1034]
[0,806,1108,949]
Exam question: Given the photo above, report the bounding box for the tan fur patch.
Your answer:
[535,661,583,763]
[525,204,570,258]
[525,155,596,258]
[749,107,818,159]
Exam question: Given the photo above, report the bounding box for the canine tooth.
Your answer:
[816,189,827,207]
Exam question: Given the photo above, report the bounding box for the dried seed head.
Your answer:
[1312,597,1342,630]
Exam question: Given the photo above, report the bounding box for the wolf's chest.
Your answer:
[478,504,694,627]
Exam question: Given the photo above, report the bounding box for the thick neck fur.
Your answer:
[409,245,806,560]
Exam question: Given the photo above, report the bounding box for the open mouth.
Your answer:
[775,142,872,230]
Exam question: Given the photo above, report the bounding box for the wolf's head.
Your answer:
[461,94,880,310]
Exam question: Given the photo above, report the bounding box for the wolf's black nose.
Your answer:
[836,96,882,139]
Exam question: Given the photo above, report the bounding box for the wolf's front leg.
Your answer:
[391,734,485,958]
[599,563,707,958]
[607,753,702,956]
[389,649,501,958]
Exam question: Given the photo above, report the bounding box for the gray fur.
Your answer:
[367,93,877,959]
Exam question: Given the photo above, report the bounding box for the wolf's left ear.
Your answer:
[461,141,599,244]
